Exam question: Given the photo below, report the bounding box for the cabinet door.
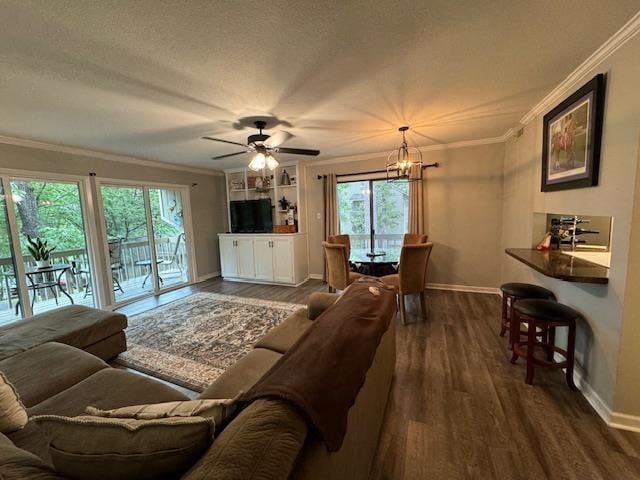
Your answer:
[236,237,256,279]
[253,237,274,281]
[220,237,238,278]
[272,237,294,284]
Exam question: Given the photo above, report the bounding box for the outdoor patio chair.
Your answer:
[78,238,125,297]
[136,233,185,288]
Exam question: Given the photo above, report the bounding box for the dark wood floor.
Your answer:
[116,278,640,480]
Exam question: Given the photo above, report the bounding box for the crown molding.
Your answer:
[0,134,224,176]
[518,11,640,126]
[306,133,509,167]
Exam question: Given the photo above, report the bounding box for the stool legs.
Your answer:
[509,309,520,364]
[546,326,556,362]
[566,323,578,391]
[500,294,509,337]
[525,318,537,385]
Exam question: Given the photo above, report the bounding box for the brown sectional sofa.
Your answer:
[0,293,396,480]
[0,305,127,361]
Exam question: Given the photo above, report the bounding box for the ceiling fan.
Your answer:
[202,120,320,171]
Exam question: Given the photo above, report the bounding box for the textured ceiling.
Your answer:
[0,0,638,170]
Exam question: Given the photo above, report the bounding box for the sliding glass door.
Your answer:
[0,183,21,325]
[99,183,191,305]
[149,188,188,289]
[337,178,409,253]
[100,185,154,302]
[6,178,94,319]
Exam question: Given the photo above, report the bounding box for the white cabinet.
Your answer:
[272,237,294,283]
[253,237,274,281]
[236,237,255,278]
[220,236,238,277]
[220,236,256,279]
[218,234,307,286]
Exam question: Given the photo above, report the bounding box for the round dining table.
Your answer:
[350,248,401,277]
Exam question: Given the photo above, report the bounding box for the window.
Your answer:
[337,178,409,252]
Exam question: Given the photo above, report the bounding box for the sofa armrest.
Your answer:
[307,293,339,320]
[181,399,307,480]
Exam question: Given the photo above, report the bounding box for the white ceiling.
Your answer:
[0,1,638,170]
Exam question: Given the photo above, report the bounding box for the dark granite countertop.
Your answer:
[505,248,609,284]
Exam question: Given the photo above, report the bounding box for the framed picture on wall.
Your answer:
[541,73,605,192]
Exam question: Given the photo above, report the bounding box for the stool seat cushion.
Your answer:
[500,283,554,299]
[513,299,581,323]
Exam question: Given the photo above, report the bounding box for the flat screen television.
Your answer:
[230,199,273,233]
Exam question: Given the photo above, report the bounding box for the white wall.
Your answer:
[501,34,640,414]
[305,142,505,289]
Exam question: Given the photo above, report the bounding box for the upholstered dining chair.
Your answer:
[322,241,363,293]
[402,233,429,245]
[381,242,433,325]
[328,234,351,258]
[328,234,358,272]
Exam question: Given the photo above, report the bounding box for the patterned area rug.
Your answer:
[115,292,303,392]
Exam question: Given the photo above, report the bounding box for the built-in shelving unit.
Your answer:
[223,161,305,233]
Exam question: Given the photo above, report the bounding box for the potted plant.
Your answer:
[26,236,56,269]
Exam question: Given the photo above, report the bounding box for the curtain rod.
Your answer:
[317,162,438,179]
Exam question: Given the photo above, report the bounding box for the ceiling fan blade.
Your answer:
[264,130,293,148]
[211,151,251,160]
[202,136,249,148]
[276,147,320,156]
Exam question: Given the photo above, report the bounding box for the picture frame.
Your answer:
[541,73,605,192]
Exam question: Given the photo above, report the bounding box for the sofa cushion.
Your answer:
[183,399,307,480]
[0,305,127,361]
[0,342,108,408]
[29,369,189,418]
[0,432,65,480]
[199,348,282,400]
[254,309,313,354]
[0,371,28,433]
[33,414,213,480]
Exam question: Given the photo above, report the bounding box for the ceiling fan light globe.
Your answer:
[248,152,266,171]
[265,154,279,170]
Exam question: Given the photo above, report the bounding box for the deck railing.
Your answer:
[0,236,187,305]
[347,233,404,251]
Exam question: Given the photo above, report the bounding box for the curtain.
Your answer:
[408,165,425,234]
[322,174,338,281]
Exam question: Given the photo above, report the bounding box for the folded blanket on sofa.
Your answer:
[240,278,396,452]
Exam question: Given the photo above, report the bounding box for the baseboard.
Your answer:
[554,354,640,433]
[572,366,613,425]
[196,271,220,283]
[426,283,501,295]
[309,273,323,280]
[609,412,640,433]
[220,276,308,287]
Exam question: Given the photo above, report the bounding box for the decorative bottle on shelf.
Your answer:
[281,169,291,186]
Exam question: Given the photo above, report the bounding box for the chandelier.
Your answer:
[386,126,423,182]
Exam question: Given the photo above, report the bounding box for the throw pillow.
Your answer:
[0,371,28,433]
[85,394,239,431]
[31,414,214,480]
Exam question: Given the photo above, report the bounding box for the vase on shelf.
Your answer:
[280,169,291,186]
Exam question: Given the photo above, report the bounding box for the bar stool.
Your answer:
[510,299,579,390]
[499,283,556,348]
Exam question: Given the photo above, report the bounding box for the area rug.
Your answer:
[115,292,304,392]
